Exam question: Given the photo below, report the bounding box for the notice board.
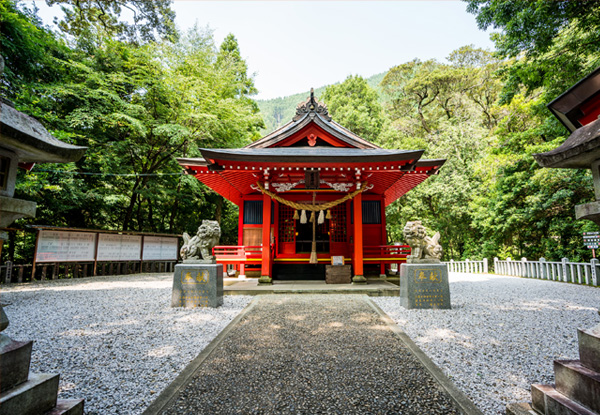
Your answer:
[36,230,97,262]
[143,236,178,260]
[97,234,142,261]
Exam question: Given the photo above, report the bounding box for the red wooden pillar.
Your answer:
[259,193,272,284]
[238,199,245,277]
[380,196,387,278]
[352,193,366,283]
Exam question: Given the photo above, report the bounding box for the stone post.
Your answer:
[450,259,454,272]
[521,258,527,277]
[562,258,569,282]
[465,258,470,273]
[494,257,498,274]
[539,258,546,280]
[591,258,598,286]
[484,258,489,274]
[5,260,12,284]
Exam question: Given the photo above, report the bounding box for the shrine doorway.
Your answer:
[295,220,329,254]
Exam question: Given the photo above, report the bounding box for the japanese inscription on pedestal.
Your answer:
[179,270,210,307]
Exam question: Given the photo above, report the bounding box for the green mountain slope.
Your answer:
[256,71,385,134]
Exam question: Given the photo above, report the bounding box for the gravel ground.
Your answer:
[1,274,252,415]
[373,272,600,415]
[163,294,461,415]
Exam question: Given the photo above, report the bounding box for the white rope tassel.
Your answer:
[318,210,325,224]
[300,209,307,224]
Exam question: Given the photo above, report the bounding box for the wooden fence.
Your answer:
[493,257,599,286]
[0,260,177,284]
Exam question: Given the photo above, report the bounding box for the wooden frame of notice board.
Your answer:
[31,226,180,277]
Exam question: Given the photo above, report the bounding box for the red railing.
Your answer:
[363,245,410,263]
[213,244,409,267]
[213,245,262,262]
[213,245,267,276]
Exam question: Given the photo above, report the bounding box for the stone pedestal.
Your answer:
[171,263,223,308]
[0,306,84,415]
[399,263,451,309]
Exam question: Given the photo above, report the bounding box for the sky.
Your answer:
[31,1,495,100]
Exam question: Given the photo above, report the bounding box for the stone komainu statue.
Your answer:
[403,220,443,261]
[180,220,221,261]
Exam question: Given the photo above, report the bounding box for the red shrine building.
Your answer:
[178,92,445,284]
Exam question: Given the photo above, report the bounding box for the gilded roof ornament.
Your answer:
[293,88,332,122]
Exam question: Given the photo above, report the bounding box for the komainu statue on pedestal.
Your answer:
[403,220,443,262]
[180,220,221,262]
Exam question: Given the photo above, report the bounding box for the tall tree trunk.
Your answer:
[136,193,143,231]
[168,176,183,232]
[417,103,431,133]
[148,195,155,232]
[123,177,142,231]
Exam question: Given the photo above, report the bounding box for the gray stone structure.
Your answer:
[403,220,443,262]
[0,58,86,413]
[0,98,86,248]
[180,220,221,262]
[173,220,223,308]
[0,305,84,414]
[171,263,223,308]
[399,221,450,310]
[399,263,451,309]
[507,323,600,415]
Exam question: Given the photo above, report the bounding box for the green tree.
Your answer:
[44,0,177,43]
[0,1,68,99]
[462,0,600,262]
[465,0,600,102]
[5,1,261,251]
[321,75,384,142]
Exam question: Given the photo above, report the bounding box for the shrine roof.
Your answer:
[180,147,423,166]
[177,90,445,206]
[246,90,380,149]
[1,101,87,163]
[533,117,600,168]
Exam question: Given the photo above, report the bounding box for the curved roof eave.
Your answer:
[197,147,423,164]
[1,102,87,163]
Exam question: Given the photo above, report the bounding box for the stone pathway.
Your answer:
[154,295,467,415]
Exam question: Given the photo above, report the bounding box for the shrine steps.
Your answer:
[506,325,600,415]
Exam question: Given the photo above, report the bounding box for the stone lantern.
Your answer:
[0,100,86,256]
[0,57,87,413]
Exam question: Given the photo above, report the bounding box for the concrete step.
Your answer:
[555,359,600,413]
[44,399,85,415]
[0,336,32,393]
[579,325,600,373]
[540,384,597,415]
[0,372,59,415]
[531,383,550,414]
